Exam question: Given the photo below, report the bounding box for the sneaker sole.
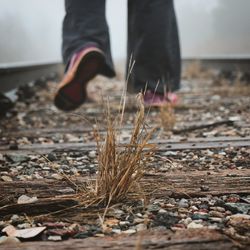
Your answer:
[54,48,105,111]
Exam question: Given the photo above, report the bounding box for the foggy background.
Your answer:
[0,0,250,65]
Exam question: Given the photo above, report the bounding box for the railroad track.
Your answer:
[0,59,250,249]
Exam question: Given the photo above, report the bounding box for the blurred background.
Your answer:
[0,0,250,65]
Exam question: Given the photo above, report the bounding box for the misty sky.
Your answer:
[0,0,250,64]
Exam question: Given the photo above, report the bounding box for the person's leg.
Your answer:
[127,0,181,95]
[63,0,115,77]
[55,0,115,110]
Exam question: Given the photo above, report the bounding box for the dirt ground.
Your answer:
[0,63,250,249]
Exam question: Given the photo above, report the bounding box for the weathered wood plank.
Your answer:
[1,136,250,154]
[1,119,241,138]
[1,170,249,216]
[2,229,237,250]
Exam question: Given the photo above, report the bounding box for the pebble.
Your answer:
[112,229,121,234]
[136,223,147,232]
[10,215,20,222]
[178,208,189,214]
[47,153,57,162]
[16,166,23,170]
[165,203,175,208]
[210,206,225,213]
[209,217,223,223]
[1,176,13,182]
[17,223,31,229]
[192,213,209,220]
[48,236,62,241]
[123,229,136,235]
[119,221,130,226]
[227,214,250,231]
[158,209,167,214]
[147,204,160,213]
[136,213,143,218]
[208,224,220,230]
[0,236,20,245]
[209,211,224,218]
[88,151,96,159]
[162,151,177,156]
[200,185,210,191]
[111,209,125,219]
[133,218,144,224]
[51,174,63,180]
[187,221,204,229]
[178,198,189,208]
[6,154,29,163]
[181,217,192,226]
[190,206,198,211]
[225,203,250,214]
[0,153,4,161]
[17,195,38,204]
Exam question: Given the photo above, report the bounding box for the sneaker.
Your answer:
[54,47,105,111]
[143,90,178,107]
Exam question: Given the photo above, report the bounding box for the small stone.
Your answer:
[64,134,79,142]
[211,95,221,101]
[187,221,204,229]
[47,153,57,162]
[227,214,250,231]
[17,195,38,204]
[16,166,23,170]
[119,221,130,226]
[1,176,13,182]
[95,233,105,237]
[165,203,175,208]
[210,217,223,223]
[181,217,192,226]
[178,198,189,208]
[6,154,29,163]
[123,229,136,235]
[10,215,20,222]
[178,208,189,214]
[88,151,96,159]
[158,209,167,214]
[136,223,147,232]
[51,174,63,180]
[209,211,224,218]
[192,213,209,220]
[48,236,62,241]
[190,206,198,211]
[152,213,180,229]
[0,236,20,245]
[112,229,121,234]
[200,185,210,191]
[0,153,4,161]
[225,203,250,214]
[210,206,225,213]
[208,224,220,230]
[136,213,143,218]
[110,209,125,219]
[147,204,160,213]
[162,151,177,156]
[17,223,31,229]
[133,218,144,224]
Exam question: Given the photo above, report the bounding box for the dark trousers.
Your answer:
[63,0,181,93]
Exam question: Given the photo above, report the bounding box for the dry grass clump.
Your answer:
[213,73,250,97]
[160,103,176,132]
[89,93,156,207]
[183,61,213,80]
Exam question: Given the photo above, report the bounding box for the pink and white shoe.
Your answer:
[143,90,178,107]
[54,47,105,111]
